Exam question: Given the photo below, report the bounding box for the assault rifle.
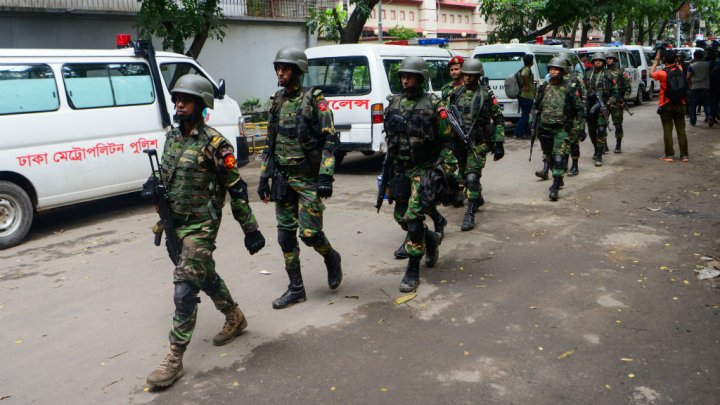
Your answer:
[142,149,182,265]
[375,151,395,212]
[528,107,540,161]
[589,92,610,122]
[446,104,481,161]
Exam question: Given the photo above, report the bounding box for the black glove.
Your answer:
[258,177,270,201]
[579,129,587,142]
[493,143,505,161]
[317,174,333,198]
[244,230,265,255]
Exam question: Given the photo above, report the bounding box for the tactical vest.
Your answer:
[162,125,223,220]
[539,80,573,126]
[269,87,324,168]
[385,92,437,165]
[455,86,490,143]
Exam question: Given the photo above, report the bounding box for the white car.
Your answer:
[0,38,244,248]
[304,43,453,162]
[471,43,580,121]
[625,45,661,99]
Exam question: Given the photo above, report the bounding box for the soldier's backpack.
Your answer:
[504,67,523,99]
[664,66,687,104]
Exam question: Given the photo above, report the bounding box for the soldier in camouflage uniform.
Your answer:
[258,47,342,309]
[448,59,505,231]
[561,54,588,177]
[531,57,585,201]
[146,75,266,388]
[584,52,618,167]
[383,56,455,292]
[604,51,631,154]
[440,55,467,207]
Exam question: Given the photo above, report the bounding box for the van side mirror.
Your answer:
[218,79,226,99]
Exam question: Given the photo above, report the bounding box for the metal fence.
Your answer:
[0,0,339,19]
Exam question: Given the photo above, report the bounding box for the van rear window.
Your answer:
[0,64,59,115]
[62,63,154,109]
[305,56,371,96]
[473,52,524,80]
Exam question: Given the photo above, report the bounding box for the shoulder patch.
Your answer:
[224,154,236,169]
[317,99,328,112]
[438,107,448,119]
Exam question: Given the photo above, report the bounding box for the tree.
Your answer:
[307,0,380,44]
[388,26,419,40]
[135,0,226,59]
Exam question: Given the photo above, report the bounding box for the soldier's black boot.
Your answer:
[603,144,609,154]
[272,264,306,309]
[535,161,550,180]
[394,236,409,259]
[594,146,603,167]
[549,177,561,201]
[460,201,477,232]
[424,229,439,268]
[567,158,579,177]
[399,256,421,292]
[614,138,622,154]
[323,249,342,290]
[429,210,447,242]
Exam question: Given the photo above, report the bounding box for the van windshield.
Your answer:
[473,52,524,80]
[305,56,371,96]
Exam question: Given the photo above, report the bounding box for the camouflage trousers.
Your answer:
[275,169,332,269]
[568,119,582,159]
[587,112,609,150]
[539,124,570,178]
[609,103,624,140]
[464,143,489,202]
[170,217,235,346]
[393,164,433,258]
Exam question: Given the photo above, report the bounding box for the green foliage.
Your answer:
[307,3,347,43]
[387,26,419,40]
[241,97,261,112]
[136,0,226,55]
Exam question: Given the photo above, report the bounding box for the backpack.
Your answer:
[504,67,523,99]
[664,66,687,104]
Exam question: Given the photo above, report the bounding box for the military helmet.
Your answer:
[605,51,619,61]
[398,56,430,81]
[461,59,484,75]
[547,57,567,72]
[591,52,607,63]
[273,47,308,73]
[171,74,214,110]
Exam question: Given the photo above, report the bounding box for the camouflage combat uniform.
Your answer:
[442,80,468,197]
[161,123,259,346]
[564,66,588,175]
[584,66,618,161]
[605,64,631,144]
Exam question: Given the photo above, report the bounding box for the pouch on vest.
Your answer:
[388,175,411,200]
[270,171,290,202]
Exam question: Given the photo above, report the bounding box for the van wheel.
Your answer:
[335,151,346,167]
[634,85,644,106]
[648,82,655,100]
[361,151,375,156]
[0,181,34,249]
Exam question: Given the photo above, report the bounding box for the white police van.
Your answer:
[0,35,244,248]
[471,43,580,121]
[304,41,453,162]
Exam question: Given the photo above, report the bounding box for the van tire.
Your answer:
[335,151,346,167]
[634,85,644,106]
[0,181,33,249]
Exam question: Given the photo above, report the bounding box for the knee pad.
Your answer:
[553,155,567,170]
[277,229,298,253]
[202,273,223,297]
[597,126,606,137]
[570,143,580,157]
[406,220,424,244]
[614,123,623,134]
[300,231,325,247]
[174,282,199,318]
[466,173,480,192]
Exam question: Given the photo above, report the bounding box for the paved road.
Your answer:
[1,103,719,404]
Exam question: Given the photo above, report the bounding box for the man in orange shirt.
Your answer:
[650,49,689,162]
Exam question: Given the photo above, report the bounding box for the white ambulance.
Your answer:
[0,36,245,248]
[304,42,454,163]
[471,44,581,121]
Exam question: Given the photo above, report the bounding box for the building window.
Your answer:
[465,15,469,24]
[400,11,405,21]
[450,15,454,24]
[442,14,446,23]
[381,10,385,20]
[371,10,376,19]
[390,10,395,20]
[410,11,414,21]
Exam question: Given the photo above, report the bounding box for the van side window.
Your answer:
[630,50,641,67]
[383,59,403,94]
[160,63,201,92]
[62,63,154,109]
[427,60,450,91]
[535,54,555,79]
[473,52,524,80]
[0,64,59,115]
[304,56,371,96]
